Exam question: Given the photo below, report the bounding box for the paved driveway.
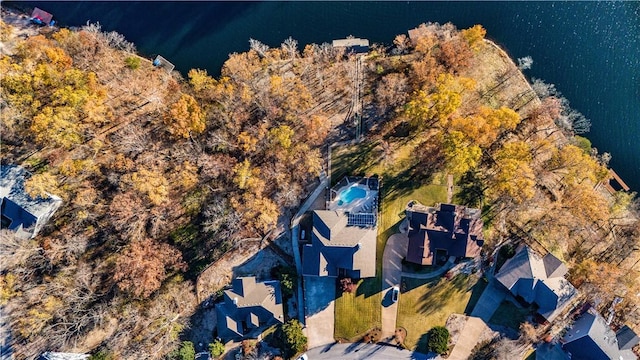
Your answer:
[448,316,492,360]
[381,233,408,340]
[304,276,336,348]
[469,279,507,322]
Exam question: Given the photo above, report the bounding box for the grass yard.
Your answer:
[334,278,382,341]
[396,275,480,352]
[489,300,533,330]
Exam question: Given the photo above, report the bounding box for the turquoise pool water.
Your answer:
[337,186,366,206]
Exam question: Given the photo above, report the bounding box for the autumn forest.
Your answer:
[1,13,639,360]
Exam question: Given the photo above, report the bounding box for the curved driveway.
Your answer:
[381,233,408,339]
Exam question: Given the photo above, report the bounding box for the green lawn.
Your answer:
[489,300,533,330]
[331,138,448,341]
[334,278,382,341]
[396,275,480,352]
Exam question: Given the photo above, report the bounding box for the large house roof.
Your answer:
[496,246,576,322]
[0,165,61,238]
[303,210,377,278]
[405,203,484,266]
[215,277,284,341]
[563,311,638,360]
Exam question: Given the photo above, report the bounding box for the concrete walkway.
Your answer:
[448,316,492,360]
[381,233,408,339]
[400,258,454,279]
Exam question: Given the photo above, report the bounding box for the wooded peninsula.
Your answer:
[1,8,639,360]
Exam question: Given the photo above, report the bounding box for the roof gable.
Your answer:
[496,246,576,321]
[405,203,484,265]
[543,253,568,278]
[0,165,62,238]
[617,325,640,351]
[563,311,637,360]
[216,277,284,340]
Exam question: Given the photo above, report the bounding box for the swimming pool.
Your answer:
[337,186,367,206]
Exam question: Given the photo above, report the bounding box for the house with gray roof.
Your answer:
[496,245,577,322]
[1,165,61,239]
[405,203,484,266]
[215,277,284,341]
[302,210,377,278]
[563,309,639,360]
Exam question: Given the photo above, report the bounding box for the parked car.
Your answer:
[297,354,308,360]
[391,286,400,303]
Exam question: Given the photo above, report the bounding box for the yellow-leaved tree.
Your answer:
[488,141,535,203]
[164,93,206,138]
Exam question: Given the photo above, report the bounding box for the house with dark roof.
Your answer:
[1,165,62,239]
[562,309,639,360]
[496,246,577,322]
[302,210,377,278]
[215,277,284,341]
[405,203,484,266]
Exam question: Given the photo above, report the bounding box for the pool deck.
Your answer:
[328,182,378,214]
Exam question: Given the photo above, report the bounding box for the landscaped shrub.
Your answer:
[280,319,307,359]
[496,243,516,270]
[125,56,140,69]
[339,277,357,293]
[88,350,114,360]
[271,264,297,298]
[209,339,225,358]
[168,341,195,360]
[427,326,450,354]
[363,327,381,343]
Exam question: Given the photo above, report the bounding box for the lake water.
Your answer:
[16,1,640,190]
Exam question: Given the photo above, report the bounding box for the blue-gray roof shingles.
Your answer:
[302,210,376,279]
[495,245,577,322]
[215,277,284,341]
[563,310,639,360]
[0,165,61,238]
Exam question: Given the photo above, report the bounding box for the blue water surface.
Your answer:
[339,186,367,205]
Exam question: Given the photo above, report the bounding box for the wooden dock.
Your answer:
[153,55,175,73]
[601,169,631,194]
[332,37,369,54]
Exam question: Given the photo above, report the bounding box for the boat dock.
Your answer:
[601,169,631,194]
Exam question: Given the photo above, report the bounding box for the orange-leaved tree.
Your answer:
[114,238,186,298]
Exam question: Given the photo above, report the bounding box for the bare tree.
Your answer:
[517,56,533,70]
[392,34,411,55]
[249,38,270,58]
[281,37,298,60]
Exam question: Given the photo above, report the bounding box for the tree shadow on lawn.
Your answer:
[331,141,381,186]
[355,276,382,298]
[415,275,474,315]
[382,166,435,204]
[415,331,431,355]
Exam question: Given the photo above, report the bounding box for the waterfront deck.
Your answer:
[602,169,631,194]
